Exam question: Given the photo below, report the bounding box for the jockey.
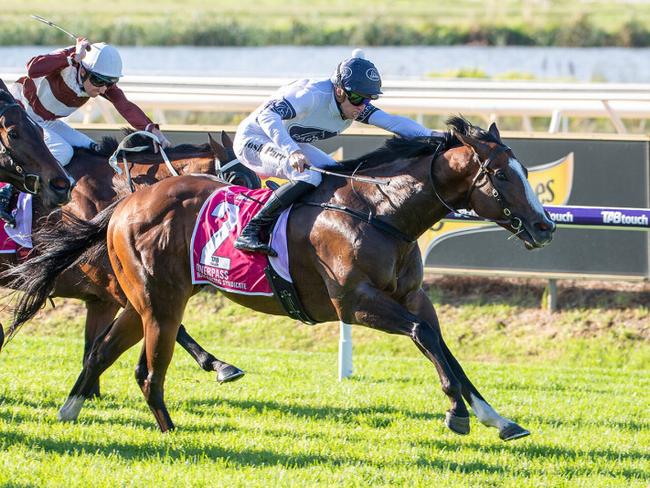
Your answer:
[1,38,171,225]
[233,52,447,256]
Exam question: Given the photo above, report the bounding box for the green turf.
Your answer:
[0,278,647,487]
[2,1,650,46]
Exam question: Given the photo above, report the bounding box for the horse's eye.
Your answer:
[495,171,507,181]
[7,130,18,140]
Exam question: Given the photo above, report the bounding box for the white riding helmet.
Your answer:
[81,43,123,78]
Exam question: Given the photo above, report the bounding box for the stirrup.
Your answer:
[0,212,16,228]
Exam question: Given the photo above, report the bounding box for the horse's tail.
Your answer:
[0,198,123,346]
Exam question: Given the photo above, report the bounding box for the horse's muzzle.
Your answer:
[524,215,556,249]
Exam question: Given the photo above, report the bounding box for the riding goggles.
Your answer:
[346,90,378,106]
[87,71,119,88]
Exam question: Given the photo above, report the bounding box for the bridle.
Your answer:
[0,103,42,195]
[429,141,524,234]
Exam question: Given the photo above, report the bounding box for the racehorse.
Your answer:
[0,130,257,389]
[6,117,556,440]
[0,88,73,213]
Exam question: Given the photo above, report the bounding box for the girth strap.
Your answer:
[264,264,318,325]
[302,201,415,244]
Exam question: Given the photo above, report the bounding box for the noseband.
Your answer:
[0,103,42,195]
[429,143,523,233]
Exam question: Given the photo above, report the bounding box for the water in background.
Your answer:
[1,45,649,82]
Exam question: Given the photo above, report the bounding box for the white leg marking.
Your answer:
[57,396,85,422]
[470,393,512,430]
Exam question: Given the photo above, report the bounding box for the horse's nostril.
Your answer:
[535,220,556,233]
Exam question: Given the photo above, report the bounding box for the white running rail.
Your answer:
[3,73,650,133]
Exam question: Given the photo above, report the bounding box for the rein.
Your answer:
[429,142,524,234]
[301,201,415,243]
[0,103,42,195]
[108,131,179,192]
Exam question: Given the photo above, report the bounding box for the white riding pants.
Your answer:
[234,134,336,186]
[38,119,95,167]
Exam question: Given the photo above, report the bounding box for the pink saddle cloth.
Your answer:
[0,182,33,254]
[190,186,290,296]
[0,224,17,254]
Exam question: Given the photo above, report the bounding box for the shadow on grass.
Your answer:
[3,426,646,479]
[519,412,649,432]
[416,437,649,480]
[0,428,354,467]
[185,396,444,424]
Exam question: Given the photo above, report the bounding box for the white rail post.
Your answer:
[546,279,558,312]
[338,322,353,380]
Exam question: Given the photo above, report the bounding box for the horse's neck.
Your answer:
[134,152,214,176]
[169,154,213,174]
[331,156,450,240]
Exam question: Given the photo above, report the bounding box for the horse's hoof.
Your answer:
[217,364,245,384]
[499,422,530,441]
[445,411,470,435]
[0,324,4,352]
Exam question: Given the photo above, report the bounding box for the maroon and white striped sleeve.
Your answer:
[26,46,75,79]
[102,85,154,131]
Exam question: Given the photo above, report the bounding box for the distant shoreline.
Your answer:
[2,17,650,48]
[3,45,649,83]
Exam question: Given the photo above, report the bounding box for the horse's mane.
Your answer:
[335,115,504,174]
[83,128,212,158]
[446,115,502,145]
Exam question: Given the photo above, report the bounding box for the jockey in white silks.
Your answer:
[233,53,447,256]
[2,38,171,226]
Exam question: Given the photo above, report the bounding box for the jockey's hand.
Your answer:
[74,37,91,63]
[148,127,172,153]
[289,151,310,173]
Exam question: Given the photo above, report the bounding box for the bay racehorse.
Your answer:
[6,117,555,440]
[0,88,73,213]
[0,130,256,387]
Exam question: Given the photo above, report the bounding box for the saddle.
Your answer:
[190,185,316,324]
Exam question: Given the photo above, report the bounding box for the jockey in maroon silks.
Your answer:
[2,38,171,225]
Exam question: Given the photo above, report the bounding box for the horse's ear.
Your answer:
[220,130,233,150]
[0,79,16,103]
[208,132,228,163]
[488,122,501,140]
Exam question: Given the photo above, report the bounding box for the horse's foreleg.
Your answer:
[408,289,530,441]
[344,283,468,435]
[83,299,120,399]
[439,339,530,441]
[176,324,245,383]
[59,306,143,422]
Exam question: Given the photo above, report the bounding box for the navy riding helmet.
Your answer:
[331,57,383,97]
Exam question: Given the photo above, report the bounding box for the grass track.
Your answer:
[5,0,650,30]
[3,1,650,46]
[0,281,648,487]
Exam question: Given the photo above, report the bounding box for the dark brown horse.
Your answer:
[7,117,555,440]
[0,131,255,386]
[0,89,73,212]
[0,86,74,347]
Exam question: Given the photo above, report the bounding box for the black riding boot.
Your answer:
[0,184,15,227]
[235,180,315,257]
